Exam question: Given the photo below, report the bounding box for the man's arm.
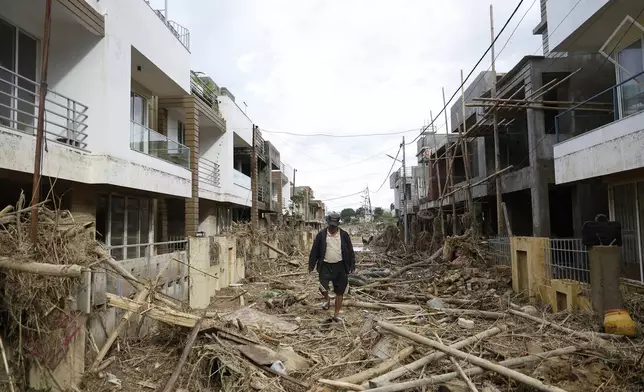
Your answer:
[344,232,356,273]
[308,232,321,272]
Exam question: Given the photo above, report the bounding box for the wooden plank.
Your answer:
[106,293,199,328]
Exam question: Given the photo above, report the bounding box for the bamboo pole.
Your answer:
[466,102,612,112]
[376,321,568,392]
[318,379,364,391]
[458,71,474,214]
[370,325,505,386]
[262,241,288,257]
[435,308,506,320]
[472,97,611,106]
[0,258,83,277]
[162,315,205,392]
[508,309,620,340]
[91,259,172,371]
[336,346,414,385]
[442,166,513,199]
[433,332,479,392]
[367,346,577,392]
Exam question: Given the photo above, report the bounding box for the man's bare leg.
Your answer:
[334,294,343,318]
[320,289,330,310]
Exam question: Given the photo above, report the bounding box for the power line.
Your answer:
[299,145,399,173]
[374,143,403,193]
[258,126,426,138]
[411,0,526,144]
[319,189,367,202]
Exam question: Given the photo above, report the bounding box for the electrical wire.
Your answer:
[410,0,526,144]
[319,189,367,202]
[374,143,403,193]
[258,126,426,138]
[299,145,399,173]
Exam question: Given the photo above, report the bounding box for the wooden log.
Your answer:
[162,315,205,392]
[318,379,365,391]
[502,202,513,237]
[0,336,15,392]
[262,241,288,257]
[0,205,13,217]
[63,221,94,238]
[376,321,567,392]
[438,308,506,320]
[367,346,577,392]
[338,346,414,385]
[508,309,620,340]
[344,300,420,312]
[105,293,199,327]
[101,253,181,310]
[0,258,83,277]
[361,248,443,289]
[433,332,479,392]
[91,259,171,371]
[370,326,505,386]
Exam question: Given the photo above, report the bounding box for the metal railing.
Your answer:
[198,156,220,187]
[107,238,187,262]
[0,65,89,150]
[130,121,190,169]
[144,1,190,51]
[487,236,511,266]
[190,71,223,119]
[555,69,644,142]
[258,185,267,202]
[544,238,590,284]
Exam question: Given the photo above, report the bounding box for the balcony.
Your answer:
[190,71,225,123]
[554,70,644,184]
[130,121,190,169]
[144,0,190,51]
[0,65,89,150]
[233,169,251,190]
[198,156,220,187]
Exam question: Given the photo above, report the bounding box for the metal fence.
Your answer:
[198,156,221,187]
[544,238,590,284]
[0,64,89,150]
[107,238,187,262]
[144,0,191,51]
[487,236,511,266]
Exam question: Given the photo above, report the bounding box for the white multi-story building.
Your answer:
[541,0,644,282]
[0,0,291,258]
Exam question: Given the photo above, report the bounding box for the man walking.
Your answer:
[308,211,356,322]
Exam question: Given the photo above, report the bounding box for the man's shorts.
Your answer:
[318,262,349,295]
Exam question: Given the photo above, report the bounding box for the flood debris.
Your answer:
[1,195,643,391]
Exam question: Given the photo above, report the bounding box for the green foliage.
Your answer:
[340,208,356,222]
[355,207,366,217]
[374,207,384,218]
[378,211,396,224]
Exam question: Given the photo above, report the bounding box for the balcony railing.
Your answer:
[233,169,251,189]
[190,71,223,119]
[130,121,190,169]
[258,185,267,202]
[555,69,644,142]
[0,65,89,150]
[143,1,190,51]
[198,156,220,187]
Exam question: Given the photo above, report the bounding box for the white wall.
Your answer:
[0,0,193,197]
[220,95,252,146]
[553,110,644,184]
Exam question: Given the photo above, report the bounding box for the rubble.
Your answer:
[1,196,643,391]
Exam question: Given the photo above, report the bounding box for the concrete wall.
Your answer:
[553,111,644,184]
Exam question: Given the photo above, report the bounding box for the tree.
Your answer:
[355,207,366,218]
[374,207,384,219]
[340,208,356,222]
[380,211,396,225]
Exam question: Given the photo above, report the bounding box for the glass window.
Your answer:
[617,38,644,118]
[130,92,147,125]
[126,198,140,259]
[177,120,185,145]
[110,196,125,261]
[0,19,16,129]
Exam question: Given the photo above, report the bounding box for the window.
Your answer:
[96,194,152,261]
[130,92,147,125]
[0,17,37,131]
[177,120,185,145]
[616,37,644,118]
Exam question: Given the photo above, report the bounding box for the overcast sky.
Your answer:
[154,0,542,212]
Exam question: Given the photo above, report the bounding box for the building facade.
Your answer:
[543,0,644,282]
[0,0,292,260]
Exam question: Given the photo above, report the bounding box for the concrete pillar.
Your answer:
[185,100,200,236]
[188,236,212,309]
[526,70,551,237]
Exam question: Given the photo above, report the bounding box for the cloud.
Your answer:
[169,0,542,212]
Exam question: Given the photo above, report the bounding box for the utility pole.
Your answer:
[491,4,503,236]
[30,0,52,243]
[401,137,409,246]
[251,125,258,231]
